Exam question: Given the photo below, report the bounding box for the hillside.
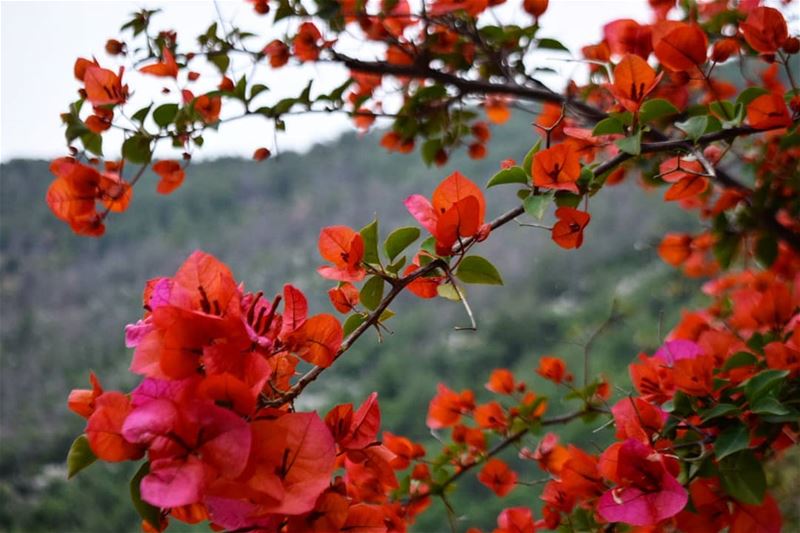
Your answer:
[0,118,709,531]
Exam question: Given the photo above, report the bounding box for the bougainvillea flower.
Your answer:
[327,392,380,451]
[46,157,112,236]
[607,54,662,113]
[495,506,536,533]
[317,225,366,281]
[83,65,129,106]
[629,353,674,404]
[328,282,359,313]
[478,458,517,497]
[729,492,782,533]
[382,431,425,470]
[558,446,603,499]
[193,94,221,123]
[140,46,179,78]
[485,96,511,124]
[532,144,581,193]
[658,233,692,266]
[405,171,488,256]
[86,391,144,462]
[747,93,792,129]
[611,397,666,443]
[654,339,702,364]
[536,355,572,383]
[403,256,445,298]
[551,207,591,249]
[486,368,516,395]
[294,22,325,61]
[68,371,104,418]
[426,383,475,428]
[740,7,789,54]
[659,157,709,201]
[284,314,343,367]
[712,38,740,63]
[152,160,186,195]
[85,106,113,133]
[474,401,508,430]
[652,21,708,72]
[673,353,715,395]
[604,19,653,58]
[264,39,290,68]
[597,439,688,526]
[675,479,730,532]
[529,433,570,475]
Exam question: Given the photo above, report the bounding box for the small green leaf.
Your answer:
[743,369,790,405]
[130,462,162,530]
[592,117,625,136]
[676,115,709,142]
[537,38,569,52]
[714,423,750,460]
[81,132,103,156]
[153,103,179,128]
[122,134,153,164]
[437,283,461,301]
[386,256,407,274]
[755,234,778,268]
[521,139,542,177]
[343,313,366,337]
[736,87,770,107]
[131,104,152,124]
[384,227,420,261]
[208,53,230,74]
[639,98,679,123]
[719,450,766,505]
[379,309,395,322]
[523,191,554,220]
[751,397,790,416]
[700,403,740,423]
[456,255,503,285]
[360,276,384,311]
[554,191,582,208]
[487,166,528,188]
[67,435,97,479]
[722,351,758,371]
[249,84,269,100]
[615,131,642,156]
[359,218,380,265]
[710,100,737,122]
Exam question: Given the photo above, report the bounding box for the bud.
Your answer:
[468,143,487,160]
[105,39,125,55]
[182,152,192,161]
[252,0,270,14]
[523,0,549,18]
[711,38,739,62]
[783,37,799,55]
[434,148,448,167]
[253,147,271,161]
[188,71,200,81]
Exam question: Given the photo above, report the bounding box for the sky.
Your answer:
[0,0,658,162]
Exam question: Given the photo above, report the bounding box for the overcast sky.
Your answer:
[0,0,662,162]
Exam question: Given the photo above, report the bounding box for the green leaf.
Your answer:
[130,462,162,530]
[421,139,443,166]
[456,255,503,285]
[66,435,97,479]
[676,115,709,142]
[751,397,790,416]
[208,53,230,74]
[710,100,737,122]
[523,191,554,220]
[719,450,766,505]
[743,369,790,405]
[700,403,740,423]
[521,139,542,176]
[81,132,103,156]
[131,104,152,124]
[639,98,679,123]
[591,117,625,136]
[736,87,770,107]
[714,423,750,460]
[249,84,269,100]
[537,38,569,52]
[615,131,642,156]
[437,283,461,301]
[343,314,366,337]
[122,134,152,164]
[722,351,758,371]
[487,166,528,188]
[554,191,582,208]
[153,103,179,128]
[384,227,420,261]
[755,234,778,268]
[360,276,384,311]
[359,219,380,265]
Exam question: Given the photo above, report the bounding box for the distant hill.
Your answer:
[0,119,706,532]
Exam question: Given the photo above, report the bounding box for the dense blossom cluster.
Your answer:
[55,0,800,531]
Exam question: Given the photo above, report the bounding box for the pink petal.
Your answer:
[404,194,438,235]
[140,456,205,508]
[122,398,178,444]
[125,318,153,348]
[655,339,702,365]
[196,404,252,477]
[598,474,688,526]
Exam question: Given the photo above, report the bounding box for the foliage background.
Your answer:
[1,116,797,531]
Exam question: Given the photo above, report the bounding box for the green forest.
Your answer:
[1,118,796,531]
